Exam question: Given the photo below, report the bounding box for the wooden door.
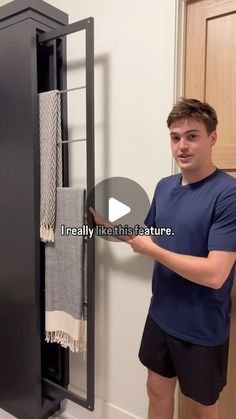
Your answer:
[179,1,236,418]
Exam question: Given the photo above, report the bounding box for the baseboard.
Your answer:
[51,385,179,419]
[61,398,144,419]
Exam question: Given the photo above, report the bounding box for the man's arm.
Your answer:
[89,207,236,289]
[127,235,236,289]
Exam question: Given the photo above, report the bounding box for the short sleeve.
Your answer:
[208,187,236,251]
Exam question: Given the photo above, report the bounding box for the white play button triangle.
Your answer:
[87,177,150,241]
[108,197,131,222]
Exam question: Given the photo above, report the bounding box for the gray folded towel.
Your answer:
[39,90,62,242]
[45,187,87,352]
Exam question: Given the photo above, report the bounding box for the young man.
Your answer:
[90,98,236,419]
[127,98,236,419]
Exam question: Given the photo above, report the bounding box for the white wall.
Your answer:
[0,0,177,418]
[52,1,177,418]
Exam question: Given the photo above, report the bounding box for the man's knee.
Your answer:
[147,380,174,405]
[147,370,177,403]
[188,398,219,419]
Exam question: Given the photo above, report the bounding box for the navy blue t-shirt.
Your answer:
[145,169,236,346]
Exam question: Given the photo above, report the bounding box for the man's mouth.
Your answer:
[178,154,192,161]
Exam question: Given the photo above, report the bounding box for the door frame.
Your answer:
[173,1,189,417]
[172,0,187,176]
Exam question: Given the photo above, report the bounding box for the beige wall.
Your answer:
[0,1,177,418]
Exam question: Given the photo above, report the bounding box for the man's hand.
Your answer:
[127,235,155,255]
[89,207,141,243]
[89,207,107,226]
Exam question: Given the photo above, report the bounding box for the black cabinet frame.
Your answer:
[0,1,95,418]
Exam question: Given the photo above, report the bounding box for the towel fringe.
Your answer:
[45,325,87,353]
[40,225,55,242]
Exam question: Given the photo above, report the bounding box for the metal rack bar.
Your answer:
[85,16,95,411]
[59,138,86,144]
[58,85,86,94]
[38,18,91,44]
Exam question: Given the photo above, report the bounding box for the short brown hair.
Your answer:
[166,98,218,135]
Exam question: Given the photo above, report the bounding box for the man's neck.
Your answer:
[181,164,217,186]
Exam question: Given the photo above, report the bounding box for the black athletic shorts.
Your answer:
[138,314,229,406]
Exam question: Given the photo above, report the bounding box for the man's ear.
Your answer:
[210,131,217,146]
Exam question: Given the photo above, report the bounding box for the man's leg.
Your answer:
[147,369,177,419]
[188,398,219,419]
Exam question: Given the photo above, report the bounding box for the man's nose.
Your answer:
[179,137,188,149]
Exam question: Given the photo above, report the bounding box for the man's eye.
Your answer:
[171,136,179,142]
[189,134,196,139]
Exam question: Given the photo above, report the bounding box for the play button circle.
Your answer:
[88,177,150,241]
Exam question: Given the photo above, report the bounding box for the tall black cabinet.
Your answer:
[0,1,95,418]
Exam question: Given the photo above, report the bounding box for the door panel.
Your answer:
[180,1,236,418]
[185,1,206,99]
[206,13,236,169]
[179,295,236,418]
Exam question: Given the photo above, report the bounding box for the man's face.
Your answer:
[169,118,217,172]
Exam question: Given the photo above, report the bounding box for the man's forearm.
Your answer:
[129,237,228,289]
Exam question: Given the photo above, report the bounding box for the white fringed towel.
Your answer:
[39,90,62,242]
[45,187,87,352]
